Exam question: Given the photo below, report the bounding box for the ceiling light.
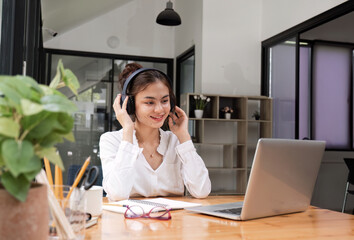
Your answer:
[156,1,181,26]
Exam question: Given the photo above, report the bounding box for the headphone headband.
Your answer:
[120,67,175,115]
[121,68,171,100]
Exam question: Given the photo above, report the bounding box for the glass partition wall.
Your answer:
[45,50,172,184]
[262,7,354,151]
[268,38,297,139]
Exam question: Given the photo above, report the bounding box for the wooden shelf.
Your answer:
[181,93,272,194]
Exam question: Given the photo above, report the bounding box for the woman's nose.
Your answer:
[154,102,164,112]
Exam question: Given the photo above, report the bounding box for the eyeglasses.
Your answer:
[124,205,171,220]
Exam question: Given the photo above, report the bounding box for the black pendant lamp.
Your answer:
[156,0,181,26]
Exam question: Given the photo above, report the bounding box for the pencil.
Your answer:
[54,165,61,199]
[65,156,91,202]
[58,167,64,200]
[43,157,54,191]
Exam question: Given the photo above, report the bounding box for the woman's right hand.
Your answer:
[113,94,135,131]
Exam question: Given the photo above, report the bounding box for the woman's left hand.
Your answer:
[168,106,191,143]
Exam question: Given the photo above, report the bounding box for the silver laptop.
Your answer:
[188,138,326,220]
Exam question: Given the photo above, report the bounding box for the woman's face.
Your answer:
[134,81,171,129]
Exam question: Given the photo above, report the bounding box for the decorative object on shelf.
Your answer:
[194,94,210,110]
[193,94,210,118]
[0,60,79,239]
[252,110,261,120]
[221,106,234,119]
[156,0,181,26]
[194,109,204,118]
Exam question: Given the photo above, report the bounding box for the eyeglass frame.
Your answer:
[124,205,172,220]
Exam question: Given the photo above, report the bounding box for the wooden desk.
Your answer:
[86,196,354,239]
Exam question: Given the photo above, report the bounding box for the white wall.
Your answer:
[44,0,175,58]
[174,0,203,92]
[261,0,347,40]
[201,0,262,96]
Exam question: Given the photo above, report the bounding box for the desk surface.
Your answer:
[86,196,354,240]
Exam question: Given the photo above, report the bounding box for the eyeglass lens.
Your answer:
[125,205,171,220]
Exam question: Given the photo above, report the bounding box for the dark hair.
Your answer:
[118,63,176,112]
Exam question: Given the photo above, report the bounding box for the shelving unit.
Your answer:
[180,93,272,195]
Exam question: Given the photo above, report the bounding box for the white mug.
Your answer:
[85,185,103,216]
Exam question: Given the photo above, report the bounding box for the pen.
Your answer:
[65,156,91,202]
[103,203,129,207]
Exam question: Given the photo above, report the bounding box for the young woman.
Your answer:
[99,63,211,201]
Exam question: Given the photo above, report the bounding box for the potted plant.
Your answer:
[0,60,79,240]
[221,106,234,119]
[193,94,210,118]
[252,110,261,120]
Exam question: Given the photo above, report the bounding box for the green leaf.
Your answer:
[39,132,64,148]
[55,113,74,133]
[49,60,64,89]
[40,85,55,96]
[62,69,80,96]
[36,147,64,170]
[23,168,41,182]
[62,131,75,142]
[1,171,31,202]
[21,99,44,116]
[49,70,61,90]
[41,95,77,113]
[0,80,23,105]
[0,97,8,106]
[0,117,20,138]
[25,114,56,139]
[15,75,43,94]
[2,140,34,177]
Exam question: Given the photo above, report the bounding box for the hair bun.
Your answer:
[119,63,143,88]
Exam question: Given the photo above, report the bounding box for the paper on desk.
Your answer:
[102,197,202,214]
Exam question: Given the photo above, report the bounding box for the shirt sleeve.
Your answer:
[99,132,142,200]
[175,140,211,198]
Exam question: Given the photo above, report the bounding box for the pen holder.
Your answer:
[49,185,87,240]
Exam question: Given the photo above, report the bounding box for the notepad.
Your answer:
[102,197,202,214]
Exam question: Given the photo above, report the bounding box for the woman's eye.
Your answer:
[162,100,169,103]
[145,102,154,105]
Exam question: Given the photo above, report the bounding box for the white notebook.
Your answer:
[103,197,202,214]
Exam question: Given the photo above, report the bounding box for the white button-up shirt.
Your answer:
[99,128,211,201]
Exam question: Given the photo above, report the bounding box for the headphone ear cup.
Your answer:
[126,96,135,115]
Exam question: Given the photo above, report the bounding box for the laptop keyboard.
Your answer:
[215,207,242,215]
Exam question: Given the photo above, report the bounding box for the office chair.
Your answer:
[341,158,354,213]
[67,164,106,196]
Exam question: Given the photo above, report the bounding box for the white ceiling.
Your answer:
[41,1,354,44]
[41,0,132,42]
[300,10,354,43]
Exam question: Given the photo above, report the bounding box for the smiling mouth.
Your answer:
[151,115,165,121]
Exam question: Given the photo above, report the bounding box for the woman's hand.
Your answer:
[168,106,191,143]
[113,94,134,142]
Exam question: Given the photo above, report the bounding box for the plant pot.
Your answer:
[225,113,231,119]
[194,109,204,118]
[0,183,49,240]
